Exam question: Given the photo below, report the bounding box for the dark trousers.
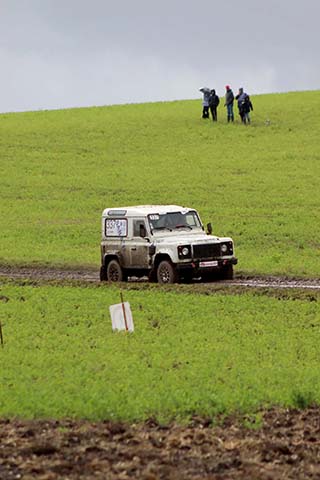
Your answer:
[239,106,245,123]
[202,106,209,118]
[210,106,217,121]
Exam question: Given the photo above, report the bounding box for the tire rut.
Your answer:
[0,265,320,291]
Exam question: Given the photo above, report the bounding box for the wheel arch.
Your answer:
[153,253,174,270]
[103,254,120,268]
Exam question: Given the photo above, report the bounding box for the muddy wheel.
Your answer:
[157,260,178,284]
[220,265,234,280]
[106,259,123,282]
[100,265,108,282]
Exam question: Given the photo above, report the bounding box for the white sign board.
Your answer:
[109,302,134,332]
[106,218,127,237]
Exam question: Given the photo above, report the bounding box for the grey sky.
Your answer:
[1,0,319,113]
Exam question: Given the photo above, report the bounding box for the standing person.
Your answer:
[224,85,234,122]
[243,95,253,124]
[235,87,248,123]
[209,89,220,121]
[199,87,211,119]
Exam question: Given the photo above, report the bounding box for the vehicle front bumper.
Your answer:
[176,257,238,274]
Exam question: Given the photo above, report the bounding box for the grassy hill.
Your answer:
[1,90,320,276]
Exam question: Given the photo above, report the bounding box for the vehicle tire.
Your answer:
[157,260,178,284]
[220,265,234,280]
[106,259,123,282]
[100,265,108,281]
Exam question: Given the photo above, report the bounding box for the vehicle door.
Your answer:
[104,217,130,267]
[129,219,150,268]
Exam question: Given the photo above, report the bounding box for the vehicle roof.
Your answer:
[102,205,195,217]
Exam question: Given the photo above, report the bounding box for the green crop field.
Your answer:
[1,91,320,422]
[1,90,320,277]
[0,282,319,421]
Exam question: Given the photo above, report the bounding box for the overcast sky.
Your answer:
[1,0,319,113]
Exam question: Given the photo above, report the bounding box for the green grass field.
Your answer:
[0,282,319,420]
[1,91,320,421]
[1,90,320,276]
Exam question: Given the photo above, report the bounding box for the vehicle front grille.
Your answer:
[193,243,221,259]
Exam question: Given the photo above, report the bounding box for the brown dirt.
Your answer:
[1,408,320,479]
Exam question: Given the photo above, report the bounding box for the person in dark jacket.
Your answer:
[242,95,253,124]
[235,87,248,123]
[208,89,220,121]
[224,85,234,122]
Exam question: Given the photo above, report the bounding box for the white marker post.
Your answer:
[109,292,134,332]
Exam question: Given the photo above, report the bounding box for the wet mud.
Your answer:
[0,265,319,292]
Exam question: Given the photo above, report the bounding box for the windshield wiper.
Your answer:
[174,225,193,230]
[152,226,172,232]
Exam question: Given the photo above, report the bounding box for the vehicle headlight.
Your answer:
[221,242,233,255]
[178,245,191,259]
[221,244,228,254]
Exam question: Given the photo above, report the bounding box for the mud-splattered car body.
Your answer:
[100,205,237,284]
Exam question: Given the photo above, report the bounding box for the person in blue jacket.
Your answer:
[236,87,248,123]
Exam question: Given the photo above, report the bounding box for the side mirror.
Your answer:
[206,222,212,235]
[140,224,147,238]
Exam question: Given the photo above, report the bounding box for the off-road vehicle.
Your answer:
[100,205,237,284]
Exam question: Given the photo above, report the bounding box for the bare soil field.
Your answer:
[1,408,320,479]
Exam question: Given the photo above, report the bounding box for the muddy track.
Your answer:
[0,265,320,291]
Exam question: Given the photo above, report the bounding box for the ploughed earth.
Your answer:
[1,408,320,479]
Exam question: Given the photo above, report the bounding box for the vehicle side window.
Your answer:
[133,220,146,237]
[105,218,127,237]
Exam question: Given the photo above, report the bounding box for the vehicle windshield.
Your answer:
[148,211,202,232]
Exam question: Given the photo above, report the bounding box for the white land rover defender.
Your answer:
[100,205,237,284]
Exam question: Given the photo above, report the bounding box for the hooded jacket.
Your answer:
[209,90,220,107]
[236,88,248,108]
